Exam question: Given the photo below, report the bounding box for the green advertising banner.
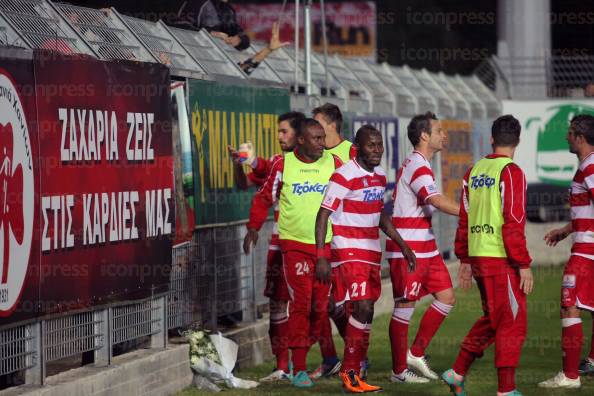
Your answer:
[189,80,290,225]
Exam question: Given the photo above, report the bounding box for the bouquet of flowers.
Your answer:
[183,328,259,391]
[186,329,221,366]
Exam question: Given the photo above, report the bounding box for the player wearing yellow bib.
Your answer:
[248,118,342,388]
[310,103,357,378]
[314,103,357,163]
[443,115,534,396]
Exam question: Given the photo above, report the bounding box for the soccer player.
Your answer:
[310,103,356,378]
[442,115,533,396]
[248,118,342,388]
[230,112,305,189]
[313,103,357,162]
[242,112,305,381]
[315,125,416,393]
[539,114,594,389]
[387,112,460,383]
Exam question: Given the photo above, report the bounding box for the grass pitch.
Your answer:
[178,265,594,395]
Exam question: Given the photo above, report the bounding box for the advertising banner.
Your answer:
[502,100,594,186]
[440,120,473,201]
[189,80,290,225]
[351,116,399,205]
[34,52,173,316]
[234,2,377,59]
[0,50,174,325]
[0,49,41,324]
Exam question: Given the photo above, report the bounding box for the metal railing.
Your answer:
[0,219,273,389]
[0,324,35,377]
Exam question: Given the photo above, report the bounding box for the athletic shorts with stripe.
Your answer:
[561,254,594,311]
[340,262,381,302]
[389,255,452,301]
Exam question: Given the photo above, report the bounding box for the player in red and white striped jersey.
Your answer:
[540,115,594,389]
[387,112,460,383]
[315,125,416,393]
[240,111,305,382]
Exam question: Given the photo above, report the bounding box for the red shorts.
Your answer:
[283,249,330,348]
[340,262,382,302]
[562,255,594,311]
[264,249,290,301]
[389,255,452,301]
[331,266,348,305]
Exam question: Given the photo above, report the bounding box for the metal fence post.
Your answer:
[249,250,257,323]
[93,307,111,366]
[24,321,44,386]
[150,295,167,349]
[212,230,218,331]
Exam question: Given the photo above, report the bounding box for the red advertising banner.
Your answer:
[34,52,174,314]
[0,50,174,323]
[0,49,41,324]
[234,2,377,59]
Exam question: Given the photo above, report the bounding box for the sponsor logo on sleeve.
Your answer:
[562,274,576,288]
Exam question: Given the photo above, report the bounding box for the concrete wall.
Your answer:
[2,344,193,396]
[526,221,572,266]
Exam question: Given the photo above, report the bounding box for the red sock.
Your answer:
[343,316,368,372]
[360,327,371,370]
[390,307,414,374]
[292,347,308,373]
[453,349,476,376]
[588,317,594,360]
[562,318,583,379]
[497,367,515,393]
[270,311,289,372]
[411,301,452,357]
[319,316,338,360]
[331,304,349,340]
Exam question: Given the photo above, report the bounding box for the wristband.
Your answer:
[316,248,326,259]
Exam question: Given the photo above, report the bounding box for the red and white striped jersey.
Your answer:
[571,152,594,258]
[386,151,440,259]
[321,159,386,266]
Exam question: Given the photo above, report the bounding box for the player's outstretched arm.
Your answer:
[427,194,460,216]
[314,208,332,284]
[543,222,573,247]
[380,212,417,272]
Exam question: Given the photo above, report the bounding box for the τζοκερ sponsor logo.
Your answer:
[470,174,495,189]
[292,182,327,195]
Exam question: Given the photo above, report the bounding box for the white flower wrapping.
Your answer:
[183,329,259,390]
